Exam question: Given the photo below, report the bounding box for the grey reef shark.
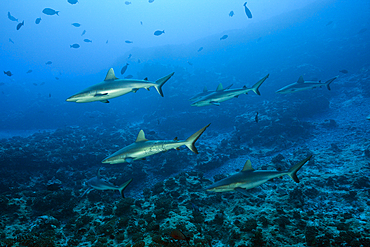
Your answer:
[206,155,312,195]
[276,75,338,94]
[102,124,210,164]
[66,68,174,103]
[191,74,269,106]
[189,83,233,102]
[81,169,132,198]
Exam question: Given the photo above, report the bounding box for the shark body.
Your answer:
[66,68,174,103]
[84,170,132,198]
[102,124,210,164]
[189,83,233,102]
[206,155,311,194]
[276,76,338,94]
[191,74,269,107]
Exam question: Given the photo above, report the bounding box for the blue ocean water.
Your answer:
[1,0,370,246]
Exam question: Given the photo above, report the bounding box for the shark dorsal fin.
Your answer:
[203,86,208,93]
[216,83,224,91]
[242,160,254,171]
[297,76,304,84]
[104,68,118,81]
[135,130,148,142]
[173,137,178,141]
[144,77,148,81]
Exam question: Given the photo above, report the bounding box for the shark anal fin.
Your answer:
[132,88,139,93]
[210,101,220,106]
[100,100,109,103]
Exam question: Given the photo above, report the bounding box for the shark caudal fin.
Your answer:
[288,155,312,183]
[185,124,211,154]
[118,178,133,198]
[154,72,175,97]
[250,74,269,95]
[325,76,338,90]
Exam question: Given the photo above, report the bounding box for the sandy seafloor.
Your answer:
[0,67,370,247]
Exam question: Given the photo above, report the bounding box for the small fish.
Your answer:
[9,38,14,44]
[7,12,18,22]
[125,1,131,5]
[149,0,154,3]
[197,47,203,52]
[81,30,86,36]
[121,63,129,75]
[4,71,13,77]
[125,40,133,44]
[124,75,133,79]
[35,17,41,24]
[154,30,165,36]
[72,23,81,27]
[84,39,92,43]
[170,229,190,245]
[188,61,193,66]
[106,40,109,44]
[137,59,141,63]
[339,69,348,74]
[220,34,228,40]
[229,11,234,17]
[128,54,132,59]
[26,70,32,74]
[0,83,5,86]
[40,82,45,85]
[326,21,333,26]
[358,28,367,34]
[70,44,80,48]
[42,8,59,16]
[45,61,52,65]
[68,0,78,4]
[255,112,259,123]
[140,21,143,25]
[49,93,51,97]
[33,83,38,86]
[16,21,24,30]
[55,77,59,80]
[243,2,252,18]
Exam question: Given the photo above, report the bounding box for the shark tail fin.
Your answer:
[250,74,269,95]
[288,155,312,183]
[154,72,175,97]
[325,76,338,91]
[185,124,211,154]
[118,178,133,198]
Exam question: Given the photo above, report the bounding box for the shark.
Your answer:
[206,155,312,194]
[191,74,269,107]
[189,83,233,102]
[82,169,133,198]
[102,124,210,164]
[276,76,338,94]
[66,68,174,103]
[367,114,370,121]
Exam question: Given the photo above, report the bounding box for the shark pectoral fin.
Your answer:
[94,93,108,97]
[118,178,133,198]
[100,100,109,103]
[80,188,93,198]
[234,187,249,196]
[210,101,220,106]
[125,157,134,163]
[234,95,239,98]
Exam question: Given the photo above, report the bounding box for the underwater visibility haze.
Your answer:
[1,0,370,246]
